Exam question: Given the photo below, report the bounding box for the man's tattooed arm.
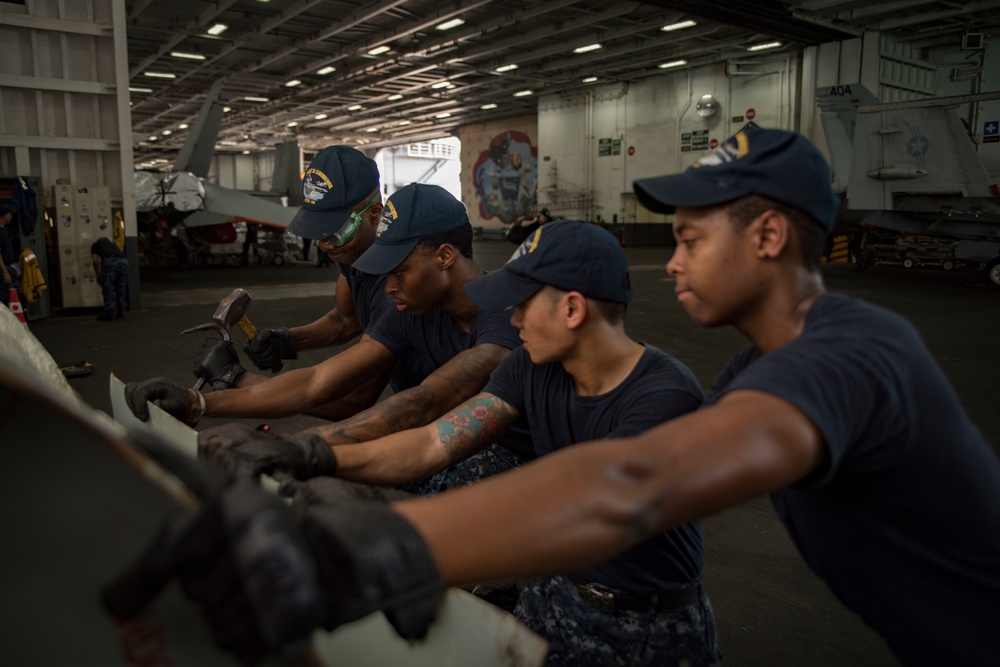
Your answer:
[308,343,512,445]
[329,393,521,485]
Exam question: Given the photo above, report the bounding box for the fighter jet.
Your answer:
[135,78,301,228]
[817,83,1000,284]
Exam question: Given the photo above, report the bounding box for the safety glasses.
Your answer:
[320,193,379,247]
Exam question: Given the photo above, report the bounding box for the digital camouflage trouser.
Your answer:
[99,257,128,311]
[514,575,722,667]
[400,443,525,496]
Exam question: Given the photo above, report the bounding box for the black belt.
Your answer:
[567,575,701,613]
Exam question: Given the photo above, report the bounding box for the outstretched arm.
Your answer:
[309,343,512,445]
[395,390,826,586]
[331,393,520,486]
[204,335,396,419]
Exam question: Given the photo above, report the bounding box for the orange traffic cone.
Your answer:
[8,288,26,323]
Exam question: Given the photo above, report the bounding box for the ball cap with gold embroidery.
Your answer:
[286,145,380,240]
[351,183,470,275]
[633,126,840,233]
[465,219,632,312]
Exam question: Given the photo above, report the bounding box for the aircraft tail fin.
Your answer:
[271,140,303,206]
[816,83,879,192]
[174,78,227,178]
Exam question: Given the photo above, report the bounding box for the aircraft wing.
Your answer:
[185,181,298,229]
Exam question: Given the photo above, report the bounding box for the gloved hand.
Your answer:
[244,327,297,371]
[279,476,417,510]
[102,477,444,665]
[199,424,338,481]
[194,337,245,391]
[125,377,206,426]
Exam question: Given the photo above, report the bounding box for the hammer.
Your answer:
[182,288,281,390]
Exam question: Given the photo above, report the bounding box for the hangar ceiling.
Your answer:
[125,0,1000,165]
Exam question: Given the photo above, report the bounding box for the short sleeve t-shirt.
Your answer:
[369,305,533,457]
[90,237,124,259]
[486,344,706,593]
[710,293,1000,665]
[337,263,433,391]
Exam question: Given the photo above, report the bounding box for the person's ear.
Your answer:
[755,210,791,260]
[367,202,383,223]
[435,243,456,270]
[564,291,588,330]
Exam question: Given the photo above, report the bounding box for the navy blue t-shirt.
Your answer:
[710,293,1000,665]
[337,262,431,392]
[486,344,706,593]
[90,237,124,259]
[369,305,534,458]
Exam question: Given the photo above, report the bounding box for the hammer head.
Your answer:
[213,289,251,328]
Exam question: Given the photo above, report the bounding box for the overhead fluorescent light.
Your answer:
[480,103,498,110]
[658,59,687,68]
[285,79,302,87]
[387,94,403,100]
[162,129,172,135]
[398,120,412,125]
[207,23,228,36]
[582,76,598,83]
[366,127,380,132]
[748,41,782,51]
[661,20,697,32]
[148,136,158,141]
[317,66,336,75]
[431,81,452,89]
[287,121,299,127]
[128,87,153,93]
[347,104,363,111]
[495,64,518,73]
[170,51,205,60]
[367,45,391,56]
[314,113,328,120]
[244,96,269,102]
[143,71,176,79]
[572,43,602,54]
[436,113,451,118]
[513,90,533,97]
[178,123,189,129]
[243,150,251,154]
[436,18,465,31]
[223,106,232,112]
[220,141,238,146]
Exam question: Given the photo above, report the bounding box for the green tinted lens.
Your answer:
[325,194,378,246]
[330,214,363,246]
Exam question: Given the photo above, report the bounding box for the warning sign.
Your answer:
[681,130,710,151]
[746,108,756,120]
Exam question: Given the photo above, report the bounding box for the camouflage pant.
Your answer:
[514,575,721,667]
[400,443,524,496]
[99,257,128,311]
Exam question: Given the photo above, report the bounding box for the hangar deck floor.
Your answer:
[28,240,1000,666]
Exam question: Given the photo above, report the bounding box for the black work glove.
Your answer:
[279,476,417,510]
[103,478,444,665]
[194,337,246,391]
[125,377,205,426]
[102,477,326,665]
[199,424,338,481]
[303,501,444,639]
[244,327,297,371]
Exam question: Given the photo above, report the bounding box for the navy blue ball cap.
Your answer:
[465,220,632,312]
[352,183,470,275]
[633,126,840,233]
[286,145,380,240]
